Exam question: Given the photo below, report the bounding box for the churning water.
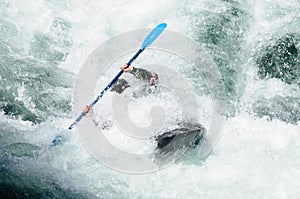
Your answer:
[0,0,299,198]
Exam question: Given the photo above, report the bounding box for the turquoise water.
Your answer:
[0,0,300,198]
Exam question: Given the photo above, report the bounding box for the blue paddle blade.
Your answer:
[141,23,167,50]
[51,135,63,146]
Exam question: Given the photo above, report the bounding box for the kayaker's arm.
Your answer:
[120,63,158,85]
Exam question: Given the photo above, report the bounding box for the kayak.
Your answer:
[154,123,206,153]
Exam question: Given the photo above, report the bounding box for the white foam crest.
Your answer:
[5,0,53,33]
[121,112,300,198]
[58,0,189,74]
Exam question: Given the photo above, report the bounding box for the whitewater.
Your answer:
[0,0,299,198]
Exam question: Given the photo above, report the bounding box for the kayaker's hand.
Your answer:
[149,73,159,86]
[120,63,134,73]
[82,105,93,116]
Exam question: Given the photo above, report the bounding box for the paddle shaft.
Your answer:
[68,49,144,130]
[67,23,167,131]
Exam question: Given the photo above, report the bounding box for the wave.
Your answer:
[0,17,74,123]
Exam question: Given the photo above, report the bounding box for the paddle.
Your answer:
[52,23,167,146]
